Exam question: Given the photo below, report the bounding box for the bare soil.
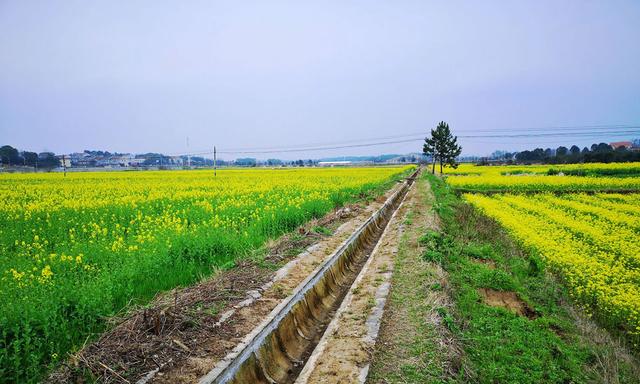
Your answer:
[474,258,496,269]
[477,288,537,319]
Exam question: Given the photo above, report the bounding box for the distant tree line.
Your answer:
[488,141,640,164]
[0,145,60,169]
[83,149,126,157]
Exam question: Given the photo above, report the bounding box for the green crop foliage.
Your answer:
[0,166,412,382]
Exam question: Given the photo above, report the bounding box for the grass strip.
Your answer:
[368,173,454,383]
[425,173,640,384]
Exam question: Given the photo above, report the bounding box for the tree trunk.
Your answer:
[431,157,436,174]
[439,160,443,174]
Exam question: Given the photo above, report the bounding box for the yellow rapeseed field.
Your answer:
[465,193,640,336]
[445,162,640,192]
[447,162,640,341]
[0,166,412,382]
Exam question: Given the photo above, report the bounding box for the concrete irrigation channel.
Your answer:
[199,169,419,384]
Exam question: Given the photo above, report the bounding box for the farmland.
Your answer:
[367,164,640,383]
[3,162,639,383]
[444,163,640,343]
[0,166,411,382]
[445,162,640,192]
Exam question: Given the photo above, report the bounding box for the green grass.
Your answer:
[368,174,452,383]
[547,166,640,177]
[312,225,332,236]
[426,173,640,384]
[370,234,447,382]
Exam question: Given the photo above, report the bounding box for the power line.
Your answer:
[217,138,423,155]
[214,132,637,155]
[457,129,640,139]
[214,124,640,153]
[159,125,639,157]
[466,132,638,146]
[454,124,640,133]
[216,130,640,155]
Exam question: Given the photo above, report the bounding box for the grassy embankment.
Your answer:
[369,172,639,383]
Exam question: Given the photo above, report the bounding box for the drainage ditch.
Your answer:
[199,170,419,384]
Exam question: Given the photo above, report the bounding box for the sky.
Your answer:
[1,1,639,159]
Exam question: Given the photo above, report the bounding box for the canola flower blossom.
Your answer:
[0,166,412,382]
[444,162,640,343]
[444,162,640,192]
[443,162,640,177]
[463,192,640,337]
[449,174,640,193]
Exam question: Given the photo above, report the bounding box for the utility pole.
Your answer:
[187,137,191,169]
[213,146,217,177]
[62,154,67,177]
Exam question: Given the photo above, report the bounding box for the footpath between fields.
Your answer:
[368,173,640,384]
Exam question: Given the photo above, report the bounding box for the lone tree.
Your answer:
[423,121,462,174]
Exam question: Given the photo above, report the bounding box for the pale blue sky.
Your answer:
[1,1,639,158]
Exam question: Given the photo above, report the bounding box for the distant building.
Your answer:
[610,141,633,150]
[318,161,374,167]
[129,158,146,166]
[102,155,132,167]
[59,155,72,168]
[318,161,352,167]
[169,156,184,166]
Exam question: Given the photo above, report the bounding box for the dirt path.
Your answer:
[366,176,461,383]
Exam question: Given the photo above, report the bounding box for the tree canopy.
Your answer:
[0,145,61,169]
[0,145,21,165]
[508,142,640,164]
[423,121,462,173]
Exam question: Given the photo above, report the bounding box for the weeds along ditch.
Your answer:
[0,166,413,383]
[425,174,640,383]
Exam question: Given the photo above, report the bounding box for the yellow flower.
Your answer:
[41,265,53,280]
[462,191,640,335]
